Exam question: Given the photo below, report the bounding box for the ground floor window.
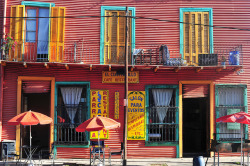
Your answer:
[55,83,89,145]
[146,85,179,145]
[215,85,247,142]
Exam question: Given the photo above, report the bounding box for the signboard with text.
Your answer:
[90,90,109,139]
[127,91,146,140]
[102,71,139,83]
[115,92,119,119]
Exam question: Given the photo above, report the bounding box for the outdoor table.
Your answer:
[22,145,39,163]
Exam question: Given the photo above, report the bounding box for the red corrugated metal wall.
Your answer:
[2,0,250,158]
[0,0,4,38]
[2,63,250,158]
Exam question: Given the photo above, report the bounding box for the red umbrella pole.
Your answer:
[30,125,32,165]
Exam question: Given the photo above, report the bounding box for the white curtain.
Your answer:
[152,89,173,123]
[60,87,83,124]
[218,87,243,139]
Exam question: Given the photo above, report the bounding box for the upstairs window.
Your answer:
[180,8,213,66]
[9,2,65,62]
[100,6,135,65]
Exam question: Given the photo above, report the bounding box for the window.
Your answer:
[180,8,213,66]
[100,6,135,64]
[55,83,90,145]
[9,2,65,62]
[146,85,179,145]
[215,85,247,142]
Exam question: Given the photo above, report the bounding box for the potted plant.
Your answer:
[1,34,16,59]
[221,56,226,65]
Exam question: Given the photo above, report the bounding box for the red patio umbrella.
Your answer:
[8,110,53,165]
[76,116,120,159]
[216,111,250,166]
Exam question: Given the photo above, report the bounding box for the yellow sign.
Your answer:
[115,92,119,119]
[102,71,139,83]
[127,91,146,140]
[90,90,109,139]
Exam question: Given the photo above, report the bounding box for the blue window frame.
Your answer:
[145,85,179,156]
[100,6,135,64]
[215,84,248,142]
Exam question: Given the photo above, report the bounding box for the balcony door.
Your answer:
[183,12,210,66]
[25,7,49,62]
[104,10,132,64]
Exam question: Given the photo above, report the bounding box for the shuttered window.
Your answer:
[9,5,65,62]
[104,10,132,64]
[183,12,210,65]
[50,7,65,62]
[9,5,24,61]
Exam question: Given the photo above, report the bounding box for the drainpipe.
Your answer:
[2,0,7,39]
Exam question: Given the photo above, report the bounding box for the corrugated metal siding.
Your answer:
[3,62,250,158]
[22,80,51,93]
[183,84,209,98]
[0,0,4,38]
[2,0,250,158]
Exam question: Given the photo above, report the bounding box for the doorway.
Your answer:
[21,93,50,158]
[183,97,209,157]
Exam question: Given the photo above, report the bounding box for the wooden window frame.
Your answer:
[179,8,213,65]
[100,6,136,64]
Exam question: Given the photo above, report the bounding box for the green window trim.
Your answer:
[54,82,91,154]
[21,1,55,7]
[145,85,179,157]
[179,8,213,58]
[215,84,248,142]
[100,6,136,64]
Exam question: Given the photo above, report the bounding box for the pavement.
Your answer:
[0,157,248,166]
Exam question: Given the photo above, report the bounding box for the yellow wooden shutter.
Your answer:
[104,10,132,64]
[50,7,65,62]
[104,11,110,63]
[9,5,24,61]
[183,12,209,66]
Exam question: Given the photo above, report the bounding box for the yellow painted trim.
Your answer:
[179,80,214,158]
[16,78,22,153]
[178,81,183,158]
[16,76,55,153]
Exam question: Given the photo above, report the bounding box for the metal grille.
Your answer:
[216,86,246,141]
[147,107,178,143]
[147,88,178,144]
[55,104,88,145]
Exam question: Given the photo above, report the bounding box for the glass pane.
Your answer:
[26,32,36,42]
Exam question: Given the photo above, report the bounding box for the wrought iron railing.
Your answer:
[0,39,244,67]
[55,104,88,145]
[147,106,178,143]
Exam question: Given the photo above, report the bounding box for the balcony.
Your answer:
[0,39,244,69]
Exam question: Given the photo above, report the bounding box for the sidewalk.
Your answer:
[0,157,247,166]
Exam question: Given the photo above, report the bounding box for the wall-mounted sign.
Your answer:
[127,91,146,140]
[102,71,139,83]
[227,109,241,130]
[115,92,119,119]
[90,90,109,139]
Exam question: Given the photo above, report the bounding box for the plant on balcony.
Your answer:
[1,34,17,56]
